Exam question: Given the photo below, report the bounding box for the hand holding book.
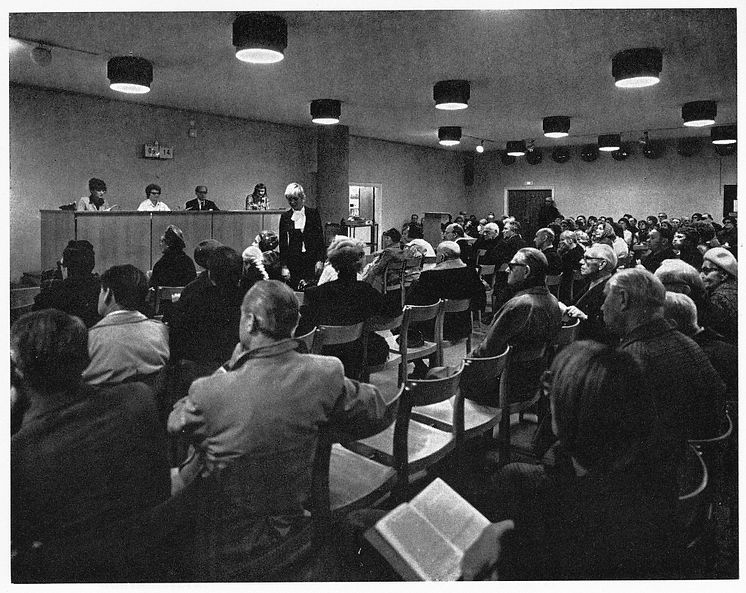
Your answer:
[459,519,515,580]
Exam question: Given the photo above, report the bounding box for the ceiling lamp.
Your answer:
[433,80,470,110]
[598,134,621,152]
[711,125,737,145]
[612,48,662,88]
[107,56,153,94]
[310,99,341,125]
[233,13,288,64]
[438,126,461,146]
[543,116,570,138]
[476,141,485,154]
[682,101,717,127]
[506,141,527,157]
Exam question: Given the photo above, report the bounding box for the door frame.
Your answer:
[503,186,555,217]
[349,181,383,232]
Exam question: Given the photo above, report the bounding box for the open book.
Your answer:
[364,477,489,581]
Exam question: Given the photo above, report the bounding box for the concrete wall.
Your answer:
[467,141,737,221]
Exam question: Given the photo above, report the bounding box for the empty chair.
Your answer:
[311,322,366,378]
[386,301,444,385]
[345,364,465,500]
[360,313,404,382]
[441,298,473,354]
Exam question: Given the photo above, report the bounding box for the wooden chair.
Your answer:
[295,327,317,353]
[477,264,496,324]
[546,317,581,365]
[688,409,733,499]
[153,286,184,317]
[360,313,404,382]
[568,269,584,303]
[345,364,465,500]
[310,322,365,355]
[382,260,406,309]
[677,442,714,576]
[441,298,472,354]
[411,347,510,451]
[545,272,562,297]
[385,301,444,386]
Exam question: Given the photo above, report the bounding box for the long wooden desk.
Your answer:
[40,210,284,273]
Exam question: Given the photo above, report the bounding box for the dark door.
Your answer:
[723,184,737,218]
[507,189,553,241]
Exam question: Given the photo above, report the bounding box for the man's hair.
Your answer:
[284,182,306,200]
[654,259,705,294]
[536,227,555,244]
[209,246,243,290]
[653,225,674,244]
[437,241,461,260]
[674,225,699,247]
[446,223,465,238]
[382,227,401,244]
[723,216,736,226]
[145,183,161,196]
[663,292,699,336]
[11,309,90,393]
[242,280,300,340]
[559,230,576,243]
[516,247,547,282]
[586,243,617,270]
[62,240,95,277]
[608,268,666,313]
[646,215,659,227]
[550,341,653,471]
[100,264,148,310]
[407,223,424,239]
[328,240,365,275]
[88,178,107,192]
[194,239,222,269]
[692,220,716,243]
[561,218,577,230]
[508,220,522,233]
[483,222,500,234]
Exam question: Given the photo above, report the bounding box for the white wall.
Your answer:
[468,141,737,221]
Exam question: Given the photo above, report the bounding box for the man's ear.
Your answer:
[618,288,630,311]
[103,287,113,305]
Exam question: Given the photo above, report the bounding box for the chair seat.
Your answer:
[346,421,455,470]
[385,334,438,360]
[329,445,396,516]
[411,397,502,437]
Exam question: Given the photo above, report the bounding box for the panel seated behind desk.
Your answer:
[40,210,284,274]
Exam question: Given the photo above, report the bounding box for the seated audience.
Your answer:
[83,264,169,386]
[11,309,170,582]
[601,269,725,449]
[193,239,222,280]
[443,223,474,265]
[33,240,101,328]
[557,230,584,302]
[317,236,364,286]
[663,292,737,405]
[167,281,395,580]
[654,259,712,331]
[699,247,738,343]
[169,246,244,371]
[717,216,737,249]
[150,224,197,289]
[241,244,269,293]
[404,222,436,257]
[462,342,681,580]
[533,228,562,276]
[472,221,504,265]
[672,225,703,270]
[297,241,387,378]
[640,226,676,273]
[464,248,561,405]
[692,220,720,253]
[563,243,617,345]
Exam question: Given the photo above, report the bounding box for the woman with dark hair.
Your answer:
[245,183,269,210]
[636,219,650,244]
[461,341,681,580]
[149,225,197,289]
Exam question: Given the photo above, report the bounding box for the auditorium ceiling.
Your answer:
[9,8,737,152]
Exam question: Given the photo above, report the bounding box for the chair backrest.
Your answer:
[442,297,470,314]
[555,317,580,352]
[678,443,709,502]
[382,260,405,294]
[154,286,184,315]
[367,313,404,333]
[295,327,317,353]
[463,347,510,386]
[311,322,365,354]
[688,409,733,447]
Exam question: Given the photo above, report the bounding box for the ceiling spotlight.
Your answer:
[233,13,288,64]
[506,140,527,157]
[598,134,621,152]
[30,46,52,67]
[476,141,485,154]
[612,48,662,88]
[310,99,341,125]
[711,125,737,145]
[438,126,461,146]
[433,80,470,110]
[543,116,570,138]
[107,56,153,94]
[682,100,717,127]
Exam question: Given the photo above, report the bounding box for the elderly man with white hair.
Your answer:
[601,268,725,450]
[699,247,738,343]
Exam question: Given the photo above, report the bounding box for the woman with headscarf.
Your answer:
[149,225,197,289]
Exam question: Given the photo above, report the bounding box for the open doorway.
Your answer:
[505,187,554,241]
[349,183,383,253]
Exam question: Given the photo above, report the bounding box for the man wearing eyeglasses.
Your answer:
[562,243,618,345]
[137,184,171,211]
[463,247,561,407]
[185,185,220,211]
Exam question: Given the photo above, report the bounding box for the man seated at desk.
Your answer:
[185,186,219,211]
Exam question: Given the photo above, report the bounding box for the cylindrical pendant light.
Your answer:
[543,116,570,138]
[612,48,662,88]
[433,80,470,110]
[107,56,153,94]
[711,125,737,145]
[506,140,527,157]
[233,13,288,64]
[310,99,341,125]
[682,101,717,127]
[598,134,621,152]
[438,126,461,146]
[476,141,485,153]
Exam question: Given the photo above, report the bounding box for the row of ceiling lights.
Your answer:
[102,17,736,144]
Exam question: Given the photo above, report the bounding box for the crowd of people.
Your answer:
[12,188,737,581]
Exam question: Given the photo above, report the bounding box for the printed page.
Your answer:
[374,502,463,581]
[409,477,490,553]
